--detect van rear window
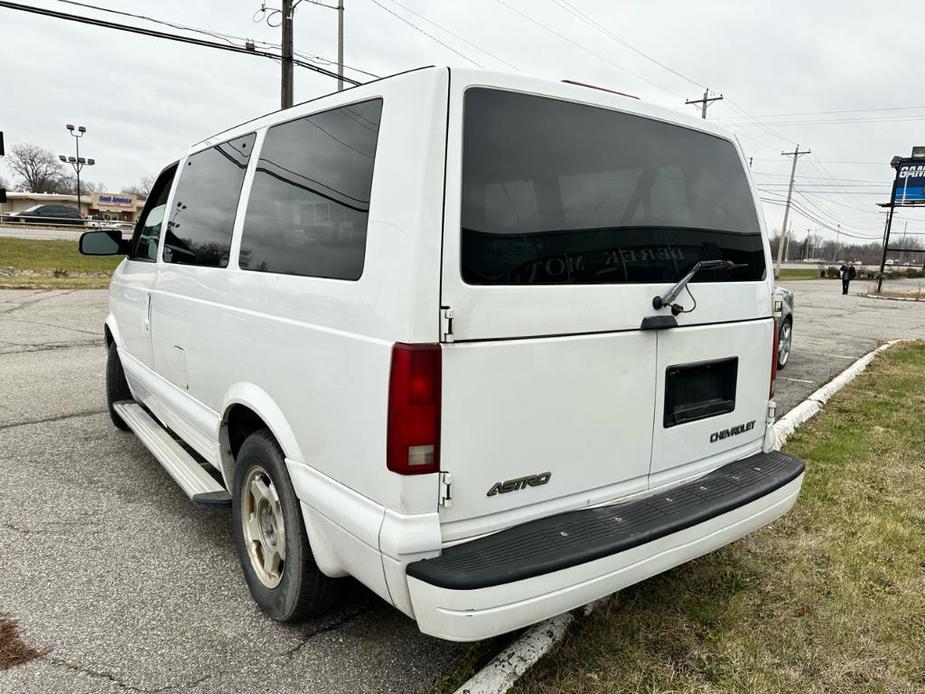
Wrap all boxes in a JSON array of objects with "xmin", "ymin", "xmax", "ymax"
[{"xmin": 461, "ymin": 89, "xmax": 765, "ymax": 285}]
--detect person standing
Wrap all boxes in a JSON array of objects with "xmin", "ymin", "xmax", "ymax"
[{"xmin": 839, "ymin": 262, "xmax": 856, "ymax": 295}]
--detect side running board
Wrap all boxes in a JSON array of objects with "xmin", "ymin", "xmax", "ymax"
[{"xmin": 113, "ymin": 401, "xmax": 231, "ymax": 507}]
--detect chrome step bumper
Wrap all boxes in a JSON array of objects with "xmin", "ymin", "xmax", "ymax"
[{"xmin": 113, "ymin": 401, "xmax": 230, "ymax": 506}]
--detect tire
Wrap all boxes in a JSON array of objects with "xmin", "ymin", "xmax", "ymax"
[
  {"xmin": 777, "ymin": 318, "xmax": 793, "ymax": 370},
  {"xmin": 106, "ymin": 341, "xmax": 133, "ymax": 430},
  {"xmin": 232, "ymin": 429, "xmax": 341, "ymax": 622}
]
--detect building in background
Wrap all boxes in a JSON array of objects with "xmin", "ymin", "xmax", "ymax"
[{"xmin": 0, "ymin": 191, "xmax": 145, "ymax": 222}]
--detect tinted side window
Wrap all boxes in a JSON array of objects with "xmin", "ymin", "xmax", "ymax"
[
  {"xmin": 163, "ymin": 134, "xmax": 255, "ymax": 268},
  {"xmin": 239, "ymin": 99, "xmax": 382, "ymax": 280},
  {"xmin": 130, "ymin": 164, "xmax": 178, "ymax": 262}
]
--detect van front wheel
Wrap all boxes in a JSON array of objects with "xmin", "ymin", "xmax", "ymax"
[
  {"xmin": 106, "ymin": 342, "xmax": 132, "ymax": 430},
  {"xmin": 231, "ymin": 429, "xmax": 340, "ymax": 622}
]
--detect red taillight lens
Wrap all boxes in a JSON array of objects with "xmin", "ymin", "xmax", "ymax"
[
  {"xmin": 387, "ymin": 343, "xmax": 441, "ymax": 475},
  {"xmin": 770, "ymin": 320, "xmax": 779, "ymax": 399}
]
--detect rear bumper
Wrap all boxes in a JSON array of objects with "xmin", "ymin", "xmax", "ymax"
[{"xmin": 407, "ymin": 451, "xmax": 804, "ymax": 641}]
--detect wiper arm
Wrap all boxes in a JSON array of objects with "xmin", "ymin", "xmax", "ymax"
[{"xmin": 652, "ymin": 260, "xmax": 746, "ymax": 311}]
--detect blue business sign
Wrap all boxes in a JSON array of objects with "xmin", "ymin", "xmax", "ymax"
[{"xmin": 895, "ymin": 160, "xmax": 925, "ymax": 204}]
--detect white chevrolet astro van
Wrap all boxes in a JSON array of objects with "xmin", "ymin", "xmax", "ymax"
[{"xmin": 80, "ymin": 67, "xmax": 805, "ymax": 641}]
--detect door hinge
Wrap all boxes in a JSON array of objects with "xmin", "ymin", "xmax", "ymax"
[
  {"xmin": 441, "ymin": 306, "xmax": 455, "ymax": 343},
  {"xmin": 439, "ymin": 471, "xmax": 453, "ymax": 507}
]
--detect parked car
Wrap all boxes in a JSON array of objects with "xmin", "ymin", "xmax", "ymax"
[
  {"xmin": 6, "ymin": 204, "xmax": 83, "ymax": 225},
  {"xmin": 79, "ymin": 67, "xmax": 805, "ymax": 642},
  {"xmin": 102, "ymin": 220, "xmax": 135, "ymax": 237},
  {"xmin": 774, "ymin": 285, "xmax": 794, "ymax": 369}
]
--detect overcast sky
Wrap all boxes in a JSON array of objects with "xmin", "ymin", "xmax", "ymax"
[{"xmin": 1, "ymin": 0, "xmax": 922, "ymax": 247}]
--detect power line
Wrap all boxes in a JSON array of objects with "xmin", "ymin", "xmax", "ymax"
[
  {"xmin": 723, "ymin": 114, "xmax": 925, "ymax": 127},
  {"xmin": 491, "ymin": 0, "xmax": 683, "ymax": 98},
  {"xmin": 368, "ymin": 0, "xmax": 484, "ymax": 67},
  {"xmin": 59, "ymin": 0, "xmax": 376, "ymax": 79},
  {"xmin": 57, "ymin": 0, "xmax": 242, "ymax": 45},
  {"xmin": 727, "ymin": 105, "xmax": 925, "ymax": 119},
  {"xmin": 386, "ymin": 0, "xmax": 518, "ymax": 70},
  {"xmin": 0, "ymin": 0, "xmax": 359, "ymax": 84},
  {"xmin": 547, "ymin": 0, "xmax": 706, "ymax": 89}
]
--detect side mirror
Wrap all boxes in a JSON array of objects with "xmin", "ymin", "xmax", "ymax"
[{"xmin": 79, "ymin": 229, "xmax": 127, "ymax": 256}]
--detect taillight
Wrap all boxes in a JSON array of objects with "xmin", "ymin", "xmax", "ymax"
[
  {"xmin": 770, "ymin": 320, "xmax": 779, "ymax": 399},
  {"xmin": 387, "ymin": 343, "xmax": 441, "ymax": 475}
]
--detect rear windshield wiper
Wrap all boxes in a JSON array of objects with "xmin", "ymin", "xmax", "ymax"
[{"xmin": 652, "ymin": 260, "xmax": 747, "ymax": 312}]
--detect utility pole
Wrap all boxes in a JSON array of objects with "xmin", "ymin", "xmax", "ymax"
[
  {"xmin": 685, "ymin": 88, "xmax": 724, "ymax": 119},
  {"xmin": 832, "ymin": 223, "xmax": 840, "ymax": 262},
  {"xmin": 337, "ymin": 0, "xmax": 344, "ymax": 91},
  {"xmin": 281, "ymin": 0, "xmax": 294, "ymax": 108},
  {"xmin": 774, "ymin": 144, "xmax": 812, "ymax": 278}
]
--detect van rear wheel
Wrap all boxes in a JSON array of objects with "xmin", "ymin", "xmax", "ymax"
[{"xmin": 231, "ymin": 429, "xmax": 340, "ymax": 621}]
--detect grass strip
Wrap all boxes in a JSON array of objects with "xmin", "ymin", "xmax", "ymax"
[
  {"xmin": 506, "ymin": 342, "xmax": 925, "ymax": 693},
  {"xmin": 0, "ymin": 237, "xmax": 119, "ymax": 289}
]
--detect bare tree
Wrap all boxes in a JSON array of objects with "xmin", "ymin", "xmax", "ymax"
[
  {"xmin": 121, "ymin": 176, "xmax": 154, "ymax": 199},
  {"xmin": 55, "ymin": 176, "xmax": 106, "ymax": 196},
  {"xmin": 7, "ymin": 143, "xmax": 64, "ymax": 193}
]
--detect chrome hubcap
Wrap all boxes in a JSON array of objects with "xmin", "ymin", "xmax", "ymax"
[
  {"xmin": 241, "ymin": 466, "xmax": 286, "ymax": 588},
  {"xmin": 779, "ymin": 322, "xmax": 792, "ymax": 365}
]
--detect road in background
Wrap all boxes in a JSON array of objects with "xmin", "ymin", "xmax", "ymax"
[
  {"xmin": 0, "ymin": 225, "xmax": 85, "ymax": 241},
  {"xmin": 774, "ymin": 279, "xmax": 925, "ymax": 413},
  {"xmin": 1, "ymin": 285, "xmax": 923, "ymax": 693}
]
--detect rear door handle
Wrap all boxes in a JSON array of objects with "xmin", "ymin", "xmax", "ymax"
[
  {"xmin": 144, "ymin": 293, "xmax": 152, "ymax": 333},
  {"xmin": 640, "ymin": 315, "xmax": 678, "ymax": 330}
]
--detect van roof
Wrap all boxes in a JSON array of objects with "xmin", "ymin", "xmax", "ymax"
[{"xmin": 189, "ymin": 66, "xmax": 737, "ymax": 156}]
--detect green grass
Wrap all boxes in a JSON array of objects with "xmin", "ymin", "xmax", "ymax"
[
  {"xmin": 498, "ymin": 342, "xmax": 925, "ymax": 694},
  {"xmin": 0, "ymin": 237, "xmax": 119, "ymax": 288},
  {"xmin": 777, "ymin": 268, "xmax": 823, "ymax": 281}
]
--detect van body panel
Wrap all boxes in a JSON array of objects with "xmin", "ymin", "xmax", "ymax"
[
  {"xmin": 146, "ymin": 69, "xmax": 450, "ymax": 514},
  {"xmin": 102, "ymin": 66, "xmax": 802, "ymax": 642},
  {"xmin": 651, "ymin": 319, "xmax": 774, "ymax": 479},
  {"xmin": 438, "ymin": 70, "xmax": 777, "ymax": 533},
  {"xmin": 438, "ymin": 332, "xmax": 657, "ymax": 533}
]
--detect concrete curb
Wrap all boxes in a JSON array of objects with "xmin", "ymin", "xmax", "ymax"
[
  {"xmin": 863, "ymin": 293, "xmax": 924, "ymax": 303},
  {"xmin": 453, "ymin": 601, "xmax": 604, "ymax": 694},
  {"xmin": 774, "ymin": 339, "xmax": 904, "ymax": 448},
  {"xmin": 453, "ymin": 339, "xmax": 905, "ymax": 694}
]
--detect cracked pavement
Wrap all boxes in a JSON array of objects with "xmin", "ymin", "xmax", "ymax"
[
  {"xmin": 2, "ymin": 283, "xmax": 923, "ymax": 694},
  {"xmin": 0, "ymin": 290, "xmax": 461, "ymax": 694}
]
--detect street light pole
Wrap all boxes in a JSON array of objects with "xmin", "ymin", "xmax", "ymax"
[{"xmin": 60, "ymin": 124, "xmax": 94, "ymax": 220}]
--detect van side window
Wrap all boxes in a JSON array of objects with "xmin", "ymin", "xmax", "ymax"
[
  {"xmin": 239, "ymin": 99, "xmax": 383, "ymax": 280},
  {"xmin": 129, "ymin": 163, "xmax": 178, "ymax": 262},
  {"xmin": 163, "ymin": 134, "xmax": 255, "ymax": 268}
]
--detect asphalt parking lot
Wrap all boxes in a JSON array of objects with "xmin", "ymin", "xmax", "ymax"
[
  {"xmin": 0, "ymin": 290, "xmax": 460, "ymax": 694},
  {"xmin": 1, "ymin": 281, "xmax": 924, "ymax": 693}
]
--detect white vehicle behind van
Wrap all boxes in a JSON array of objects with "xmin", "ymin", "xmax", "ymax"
[{"xmin": 80, "ymin": 67, "xmax": 804, "ymax": 641}]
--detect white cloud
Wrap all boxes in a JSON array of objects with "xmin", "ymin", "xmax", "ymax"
[{"xmin": 1, "ymin": 0, "xmax": 919, "ymax": 241}]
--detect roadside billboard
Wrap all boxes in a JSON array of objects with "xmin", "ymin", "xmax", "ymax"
[
  {"xmin": 895, "ymin": 160, "xmax": 925, "ymax": 204},
  {"xmin": 91, "ymin": 192, "xmax": 137, "ymax": 210}
]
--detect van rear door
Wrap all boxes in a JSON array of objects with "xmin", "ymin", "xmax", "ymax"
[{"xmin": 438, "ymin": 78, "xmax": 771, "ymax": 540}]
